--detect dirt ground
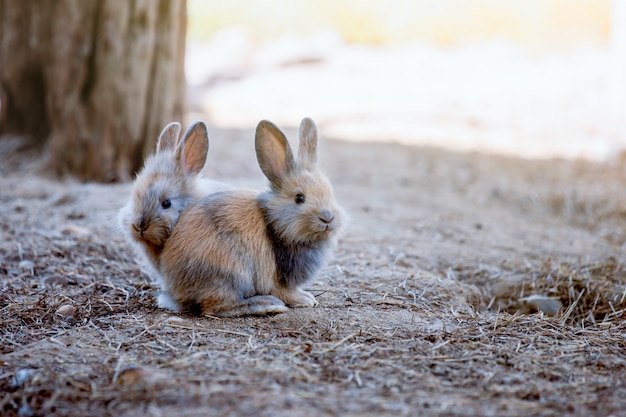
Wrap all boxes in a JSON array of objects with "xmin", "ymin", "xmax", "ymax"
[{"xmin": 2, "ymin": 124, "xmax": 626, "ymax": 417}]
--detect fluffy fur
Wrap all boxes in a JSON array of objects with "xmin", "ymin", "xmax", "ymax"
[
  {"xmin": 118, "ymin": 121, "xmax": 229, "ymax": 309},
  {"xmin": 160, "ymin": 118, "xmax": 344, "ymax": 317}
]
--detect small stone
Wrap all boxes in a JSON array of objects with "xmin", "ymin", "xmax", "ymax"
[
  {"xmin": 60, "ymin": 224, "xmax": 90, "ymax": 239},
  {"xmin": 522, "ymin": 295, "xmax": 563, "ymax": 316},
  {"xmin": 43, "ymin": 274, "xmax": 75, "ymax": 286},
  {"xmin": 116, "ymin": 365, "xmax": 148, "ymax": 386},
  {"xmin": 165, "ymin": 316, "xmax": 186, "ymax": 325},
  {"xmin": 55, "ymin": 304, "xmax": 77, "ymax": 318},
  {"xmin": 19, "ymin": 260, "xmax": 34, "ymax": 273},
  {"xmin": 12, "ymin": 368, "xmax": 36, "ymax": 387}
]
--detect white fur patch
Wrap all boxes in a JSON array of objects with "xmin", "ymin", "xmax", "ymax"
[{"xmin": 156, "ymin": 292, "xmax": 181, "ymax": 312}]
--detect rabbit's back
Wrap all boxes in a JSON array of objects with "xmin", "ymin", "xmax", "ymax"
[{"xmin": 160, "ymin": 189, "xmax": 277, "ymax": 306}]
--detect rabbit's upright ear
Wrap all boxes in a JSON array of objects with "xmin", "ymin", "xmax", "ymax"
[
  {"xmin": 297, "ymin": 117, "xmax": 318, "ymax": 169},
  {"xmin": 177, "ymin": 121, "xmax": 209, "ymax": 176},
  {"xmin": 157, "ymin": 122, "xmax": 182, "ymax": 153},
  {"xmin": 255, "ymin": 120, "xmax": 295, "ymax": 186}
]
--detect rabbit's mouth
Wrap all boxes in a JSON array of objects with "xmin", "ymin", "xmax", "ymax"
[
  {"xmin": 311, "ymin": 208, "xmax": 338, "ymax": 234},
  {"xmin": 312, "ymin": 220, "xmax": 336, "ymax": 235}
]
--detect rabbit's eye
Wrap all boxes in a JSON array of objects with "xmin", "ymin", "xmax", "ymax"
[
  {"xmin": 161, "ymin": 199, "xmax": 172, "ymax": 209},
  {"xmin": 295, "ymin": 194, "xmax": 305, "ymax": 204}
]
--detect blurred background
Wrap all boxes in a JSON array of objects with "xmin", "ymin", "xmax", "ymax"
[{"xmin": 186, "ymin": 0, "xmax": 625, "ymax": 161}]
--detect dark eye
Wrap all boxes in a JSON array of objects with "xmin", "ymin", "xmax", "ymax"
[
  {"xmin": 161, "ymin": 199, "xmax": 172, "ymax": 209},
  {"xmin": 295, "ymin": 194, "xmax": 305, "ymax": 204}
]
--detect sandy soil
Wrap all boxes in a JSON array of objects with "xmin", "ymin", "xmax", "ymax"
[{"xmin": 2, "ymin": 121, "xmax": 626, "ymax": 416}]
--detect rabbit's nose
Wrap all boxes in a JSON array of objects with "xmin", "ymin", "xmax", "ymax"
[
  {"xmin": 318, "ymin": 209, "xmax": 334, "ymax": 224},
  {"xmin": 134, "ymin": 219, "xmax": 149, "ymax": 232}
]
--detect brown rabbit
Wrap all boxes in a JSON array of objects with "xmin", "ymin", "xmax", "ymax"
[
  {"xmin": 118, "ymin": 121, "xmax": 229, "ymax": 309},
  {"xmin": 160, "ymin": 117, "xmax": 344, "ymax": 317}
]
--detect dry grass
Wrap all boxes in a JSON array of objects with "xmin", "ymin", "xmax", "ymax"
[
  {"xmin": 3, "ymin": 256, "xmax": 626, "ymax": 417},
  {"xmin": 2, "ymin": 132, "xmax": 626, "ymax": 416},
  {"xmin": 528, "ymin": 262, "xmax": 622, "ymax": 325},
  {"xmin": 458, "ymin": 258, "xmax": 626, "ymax": 327}
]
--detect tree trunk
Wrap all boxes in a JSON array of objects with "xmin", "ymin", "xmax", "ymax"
[{"xmin": 0, "ymin": 0, "xmax": 186, "ymax": 182}]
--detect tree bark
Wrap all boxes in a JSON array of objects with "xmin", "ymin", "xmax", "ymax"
[{"xmin": 0, "ymin": 0, "xmax": 186, "ymax": 182}]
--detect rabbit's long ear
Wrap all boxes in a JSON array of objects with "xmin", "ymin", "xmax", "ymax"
[
  {"xmin": 157, "ymin": 122, "xmax": 182, "ymax": 153},
  {"xmin": 298, "ymin": 117, "xmax": 318, "ymax": 169},
  {"xmin": 255, "ymin": 120, "xmax": 295, "ymax": 186},
  {"xmin": 177, "ymin": 121, "xmax": 208, "ymax": 176}
]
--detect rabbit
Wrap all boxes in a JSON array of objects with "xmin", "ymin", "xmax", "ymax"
[
  {"xmin": 118, "ymin": 121, "xmax": 230, "ymax": 310},
  {"xmin": 159, "ymin": 117, "xmax": 345, "ymax": 317}
]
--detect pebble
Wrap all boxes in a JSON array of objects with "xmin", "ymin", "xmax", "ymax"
[
  {"xmin": 18, "ymin": 260, "xmax": 34, "ymax": 274},
  {"xmin": 116, "ymin": 365, "xmax": 149, "ymax": 386},
  {"xmin": 522, "ymin": 295, "xmax": 563, "ymax": 316},
  {"xmin": 55, "ymin": 304, "xmax": 77, "ymax": 318},
  {"xmin": 43, "ymin": 274, "xmax": 73, "ymax": 286},
  {"xmin": 11, "ymin": 368, "xmax": 36, "ymax": 387},
  {"xmin": 60, "ymin": 224, "xmax": 91, "ymax": 239}
]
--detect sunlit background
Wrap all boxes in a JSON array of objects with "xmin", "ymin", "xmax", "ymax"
[{"xmin": 186, "ymin": 0, "xmax": 626, "ymax": 160}]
